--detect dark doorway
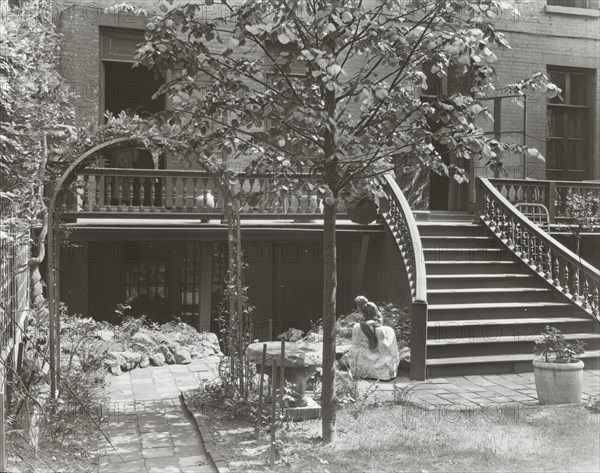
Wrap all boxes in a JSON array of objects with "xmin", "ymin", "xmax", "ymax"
[{"xmin": 278, "ymin": 242, "xmax": 324, "ymax": 334}]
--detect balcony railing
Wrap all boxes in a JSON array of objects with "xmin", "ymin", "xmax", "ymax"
[
  {"xmin": 488, "ymin": 178, "xmax": 600, "ymax": 225},
  {"xmin": 60, "ymin": 168, "xmax": 348, "ymax": 218}
]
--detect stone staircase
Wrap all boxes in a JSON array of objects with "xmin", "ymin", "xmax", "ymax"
[{"xmin": 419, "ymin": 212, "xmax": 600, "ymax": 377}]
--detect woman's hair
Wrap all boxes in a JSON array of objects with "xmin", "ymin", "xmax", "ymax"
[{"xmin": 355, "ymin": 295, "xmax": 368, "ymax": 306}]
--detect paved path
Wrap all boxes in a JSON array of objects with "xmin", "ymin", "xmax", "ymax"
[
  {"xmin": 363, "ymin": 369, "xmax": 600, "ymax": 409},
  {"xmin": 97, "ymin": 357, "xmax": 220, "ymax": 473}
]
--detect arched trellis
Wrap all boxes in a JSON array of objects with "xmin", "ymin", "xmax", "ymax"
[{"xmin": 46, "ymin": 136, "xmax": 230, "ymax": 398}]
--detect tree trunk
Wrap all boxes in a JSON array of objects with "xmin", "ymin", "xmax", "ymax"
[{"xmin": 321, "ymin": 197, "xmax": 337, "ymax": 444}]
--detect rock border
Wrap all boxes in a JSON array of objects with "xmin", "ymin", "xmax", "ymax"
[{"xmin": 180, "ymin": 391, "xmax": 231, "ymax": 473}]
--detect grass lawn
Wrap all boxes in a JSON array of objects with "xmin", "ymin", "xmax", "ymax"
[{"xmin": 205, "ymin": 403, "xmax": 600, "ymax": 472}]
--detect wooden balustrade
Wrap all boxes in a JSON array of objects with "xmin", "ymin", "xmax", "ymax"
[
  {"xmin": 379, "ymin": 173, "xmax": 428, "ymax": 380},
  {"xmin": 61, "ymin": 168, "xmax": 348, "ymax": 216},
  {"xmin": 478, "ymin": 178, "xmax": 600, "ymax": 320},
  {"xmin": 489, "ymin": 178, "xmax": 600, "ymax": 225}
]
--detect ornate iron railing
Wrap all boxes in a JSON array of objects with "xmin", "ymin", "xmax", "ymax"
[
  {"xmin": 380, "ymin": 173, "xmax": 427, "ymax": 380},
  {"xmin": 489, "ymin": 178, "xmax": 600, "ymax": 225},
  {"xmin": 60, "ymin": 168, "xmax": 348, "ymax": 217},
  {"xmin": 478, "ymin": 178, "xmax": 600, "ymax": 321}
]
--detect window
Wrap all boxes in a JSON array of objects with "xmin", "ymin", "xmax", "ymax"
[
  {"xmin": 181, "ymin": 243, "xmax": 202, "ymax": 320},
  {"xmin": 124, "ymin": 260, "xmax": 170, "ymax": 319},
  {"xmin": 547, "ymin": 0, "xmax": 599, "ymax": 9},
  {"xmin": 547, "ymin": 67, "xmax": 594, "ymax": 180},
  {"xmin": 421, "ymin": 61, "xmax": 474, "ymax": 98},
  {"xmin": 101, "ymin": 29, "xmax": 165, "ymax": 122}
]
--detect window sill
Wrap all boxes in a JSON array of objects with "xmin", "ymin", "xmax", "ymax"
[{"xmin": 545, "ymin": 5, "xmax": 600, "ymax": 17}]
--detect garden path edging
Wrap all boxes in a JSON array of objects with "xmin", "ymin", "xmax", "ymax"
[{"xmin": 180, "ymin": 391, "xmax": 231, "ymax": 473}]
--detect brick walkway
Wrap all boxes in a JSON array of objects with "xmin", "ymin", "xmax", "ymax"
[
  {"xmin": 97, "ymin": 357, "xmax": 220, "ymax": 473},
  {"xmin": 362, "ymin": 369, "xmax": 600, "ymax": 409}
]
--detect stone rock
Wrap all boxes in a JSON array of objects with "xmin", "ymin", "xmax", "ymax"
[
  {"xmin": 199, "ymin": 332, "xmax": 220, "ymax": 350},
  {"xmin": 278, "ymin": 328, "xmax": 305, "ymax": 342},
  {"xmin": 158, "ymin": 345, "xmax": 176, "ymax": 364},
  {"xmin": 185, "ymin": 344, "xmax": 216, "ymax": 359},
  {"xmin": 149, "ymin": 353, "xmax": 165, "ymax": 366},
  {"xmin": 132, "ymin": 332, "xmax": 158, "ymax": 347},
  {"xmin": 336, "ymin": 344, "xmax": 352, "ymax": 360},
  {"xmin": 175, "ymin": 349, "xmax": 192, "ymax": 364},
  {"xmin": 97, "ymin": 329, "xmax": 115, "ymax": 343},
  {"xmin": 342, "ymin": 324, "xmax": 399, "ymax": 381},
  {"xmin": 246, "ymin": 341, "xmax": 322, "ymax": 368},
  {"xmin": 105, "ymin": 358, "xmax": 122, "ymax": 375},
  {"xmin": 108, "ymin": 351, "xmax": 142, "ymax": 371},
  {"xmin": 139, "ymin": 355, "xmax": 150, "ymax": 368},
  {"xmin": 399, "ymin": 347, "xmax": 411, "ymax": 370},
  {"xmin": 304, "ymin": 330, "xmax": 322, "ymax": 343}
]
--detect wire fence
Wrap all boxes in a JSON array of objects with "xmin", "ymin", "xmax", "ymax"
[{"xmin": 0, "ymin": 218, "xmax": 30, "ymax": 368}]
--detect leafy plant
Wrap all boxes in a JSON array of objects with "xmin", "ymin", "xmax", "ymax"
[
  {"xmin": 564, "ymin": 192, "xmax": 600, "ymax": 256},
  {"xmin": 584, "ymin": 395, "xmax": 600, "ymax": 414},
  {"xmin": 534, "ymin": 326, "xmax": 585, "ymax": 363}
]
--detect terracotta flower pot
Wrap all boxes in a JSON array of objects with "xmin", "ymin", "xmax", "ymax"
[{"xmin": 533, "ymin": 358, "xmax": 584, "ymax": 405}]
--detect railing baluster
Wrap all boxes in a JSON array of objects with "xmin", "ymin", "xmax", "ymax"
[
  {"xmin": 160, "ymin": 179, "xmax": 166, "ymax": 212},
  {"xmin": 582, "ymin": 274, "xmax": 590, "ymax": 310},
  {"xmin": 172, "ymin": 177, "xmax": 178, "ymax": 211},
  {"xmin": 562, "ymin": 263, "xmax": 570, "ymax": 296},
  {"xmin": 552, "ymin": 250, "xmax": 560, "ymax": 287},
  {"xmin": 116, "ymin": 178, "xmax": 123, "ymax": 209},
  {"xmin": 83, "ymin": 174, "xmax": 90, "ymax": 211},
  {"xmin": 192, "ymin": 177, "xmax": 199, "ymax": 211},
  {"xmin": 106, "ymin": 177, "xmax": 112, "ymax": 211},
  {"xmin": 94, "ymin": 175, "xmax": 101, "ymax": 211},
  {"xmin": 139, "ymin": 177, "xmax": 146, "ymax": 211},
  {"xmin": 182, "ymin": 177, "xmax": 189, "ymax": 211},
  {"xmin": 127, "ymin": 178, "xmax": 134, "ymax": 212},
  {"xmin": 572, "ymin": 264, "xmax": 580, "ymax": 302}
]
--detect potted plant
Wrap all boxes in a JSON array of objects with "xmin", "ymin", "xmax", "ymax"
[{"xmin": 533, "ymin": 326, "xmax": 586, "ymax": 405}]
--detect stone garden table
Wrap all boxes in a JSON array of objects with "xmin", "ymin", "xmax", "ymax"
[{"xmin": 246, "ymin": 341, "xmax": 322, "ymax": 407}]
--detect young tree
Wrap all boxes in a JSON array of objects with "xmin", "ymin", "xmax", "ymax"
[{"xmin": 134, "ymin": 0, "xmax": 555, "ymax": 442}]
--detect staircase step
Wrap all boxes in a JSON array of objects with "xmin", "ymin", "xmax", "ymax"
[
  {"xmin": 421, "ymin": 235, "xmax": 494, "ymax": 248},
  {"xmin": 417, "ymin": 222, "xmax": 485, "ymax": 237},
  {"xmin": 427, "ymin": 273, "xmax": 537, "ymax": 289},
  {"xmin": 428, "ymin": 332, "xmax": 600, "ymax": 346},
  {"xmin": 428, "ymin": 302, "xmax": 574, "ymax": 320},
  {"xmin": 423, "ymin": 247, "xmax": 510, "ymax": 263},
  {"xmin": 426, "ymin": 316, "xmax": 595, "ymax": 339},
  {"xmin": 426, "ymin": 261, "xmax": 519, "ymax": 275},
  {"xmin": 427, "ymin": 287, "xmax": 555, "ymax": 304},
  {"xmin": 427, "ymin": 332, "xmax": 600, "ymax": 358},
  {"xmin": 426, "ymin": 350, "xmax": 600, "ymax": 367}
]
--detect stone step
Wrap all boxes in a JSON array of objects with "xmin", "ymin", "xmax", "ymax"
[
  {"xmin": 417, "ymin": 222, "xmax": 486, "ymax": 237},
  {"xmin": 427, "ymin": 333, "xmax": 600, "ymax": 358},
  {"xmin": 426, "ymin": 261, "xmax": 520, "ymax": 275},
  {"xmin": 427, "ymin": 350, "xmax": 600, "ymax": 377},
  {"xmin": 427, "ymin": 273, "xmax": 538, "ymax": 289},
  {"xmin": 427, "ymin": 287, "xmax": 557, "ymax": 304},
  {"xmin": 423, "ymin": 247, "xmax": 510, "ymax": 263},
  {"xmin": 428, "ymin": 301, "xmax": 575, "ymax": 321},
  {"xmin": 426, "ymin": 316, "xmax": 595, "ymax": 340}
]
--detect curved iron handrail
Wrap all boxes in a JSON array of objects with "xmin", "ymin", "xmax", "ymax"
[
  {"xmin": 380, "ymin": 172, "xmax": 428, "ymax": 380},
  {"xmin": 478, "ymin": 177, "xmax": 600, "ymax": 320}
]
